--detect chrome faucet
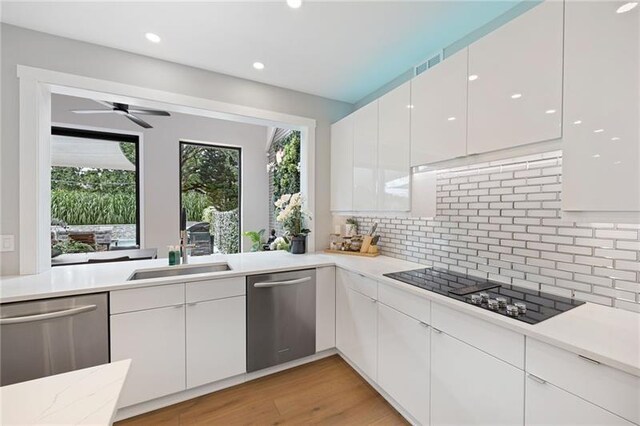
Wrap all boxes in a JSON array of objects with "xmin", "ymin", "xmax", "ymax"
[{"xmin": 180, "ymin": 230, "xmax": 195, "ymax": 264}]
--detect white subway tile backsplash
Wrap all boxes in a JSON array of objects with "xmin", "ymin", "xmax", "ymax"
[
  {"xmin": 353, "ymin": 152, "xmax": 640, "ymax": 312},
  {"xmin": 595, "ymin": 229, "xmax": 638, "ymax": 240}
]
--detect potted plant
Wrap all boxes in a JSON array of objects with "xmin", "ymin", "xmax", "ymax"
[
  {"xmin": 275, "ymin": 193, "xmax": 311, "ymax": 254},
  {"xmin": 345, "ymin": 218, "xmax": 358, "ymax": 237},
  {"xmin": 243, "ymin": 229, "xmax": 265, "ymax": 252}
]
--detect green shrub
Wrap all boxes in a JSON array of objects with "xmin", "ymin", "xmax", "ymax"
[
  {"xmin": 182, "ymin": 191, "xmax": 209, "ymax": 222},
  {"xmin": 204, "ymin": 207, "xmax": 239, "ymax": 254},
  {"xmin": 51, "ymin": 190, "xmax": 136, "ymax": 225}
]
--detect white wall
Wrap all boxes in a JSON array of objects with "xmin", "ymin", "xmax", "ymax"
[
  {"xmin": 51, "ymin": 94, "xmax": 269, "ymax": 257},
  {"xmin": 0, "ymin": 23, "xmax": 353, "ymax": 275}
]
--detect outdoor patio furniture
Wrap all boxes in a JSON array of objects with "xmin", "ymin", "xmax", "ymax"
[
  {"xmin": 94, "ymin": 230, "xmax": 113, "ymax": 250},
  {"xmin": 190, "ymin": 231, "xmax": 213, "ymax": 256},
  {"xmin": 68, "ymin": 231, "xmax": 96, "ymax": 248}
]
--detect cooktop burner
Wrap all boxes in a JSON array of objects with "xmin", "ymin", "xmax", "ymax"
[{"xmin": 383, "ymin": 267, "xmax": 584, "ymax": 324}]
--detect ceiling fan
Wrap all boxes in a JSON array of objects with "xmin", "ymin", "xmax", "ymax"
[{"xmin": 71, "ymin": 100, "xmax": 170, "ymax": 129}]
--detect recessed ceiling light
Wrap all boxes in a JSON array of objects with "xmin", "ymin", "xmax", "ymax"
[
  {"xmin": 614, "ymin": 161, "xmax": 622, "ymax": 165},
  {"xmin": 287, "ymin": 0, "xmax": 302, "ymax": 8},
  {"xmin": 253, "ymin": 62, "xmax": 265, "ymax": 70},
  {"xmin": 407, "ymin": 104, "xmax": 414, "ymax": 109},
  {"xmin": 511, "ymin": 93, "xmax": 522, "ymax": 99},
  {"xmin": 545, "ymin": 109, "xmax": 556, "ymax": 114},
  {"xmin": 145, "ymin": 32, "xmax": 161, "ymax": 43},
  {"xmin": 616, "ymin": 2, "xmax": 638, "ymax": 14},
  {"xmin": 611, "ymin": 137, "xmax": 621, "ymax": 141},
  {"xmin": 468, "ymin": 75, "xmax": 478, "ymax": 81},
  {"xmin": 447, "ymin": 116, "xmax": 456, "ymax": 121},
  {"xmin": 573, "ymin": 120, "xmax": 582, "ymax": 125},
  {"xmin": 594, "ymin": 128, "xmax": 604, "ymax": 133},
  {"xmin": 592, "ymin": 154, "xmax": 601, "ymax": 158}
]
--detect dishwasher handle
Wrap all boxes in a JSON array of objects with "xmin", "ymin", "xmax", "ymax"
[
  {"xmin": 254, "ymin": 276, "xmax": 312, "ymax": 288},
  {"xmin": 0, "ymin": 304, "xmax": 97, "ymax": 325}
]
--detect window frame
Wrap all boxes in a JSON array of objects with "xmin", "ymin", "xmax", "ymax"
[
  {"xmin": 178, "ymin": 140, "xmax": 242, "ymax": 254},
  {"xmin": 51, "ymin": 126, "xmax": 141, "ymax": 247}
]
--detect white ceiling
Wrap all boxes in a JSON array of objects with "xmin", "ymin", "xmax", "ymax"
[{"xmin": 1, "ymin": 1, "xmax": 520, "ymax": 103}]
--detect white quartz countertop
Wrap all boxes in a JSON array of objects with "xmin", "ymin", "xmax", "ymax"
[
  {"xmin": 1, "ymin": 251, "xmax": 639, "ymax": 377},
  {"xmin": 0, "ymin": 360, "xmax": 130, "ymax": 425}
]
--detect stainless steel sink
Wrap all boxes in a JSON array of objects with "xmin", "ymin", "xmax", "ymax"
[{"xmin": 127, "ymin": 263, "xmax": 231, "ymax": 281}]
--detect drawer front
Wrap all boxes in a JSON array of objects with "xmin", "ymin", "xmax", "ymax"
[
  {"xmin": 110, "ymin": 283, "xmax": 184, "ymax": 314},
  {"xmin": 378, "ymin": 282, "xmax": 430, "ymax": 324},
  {"xmin": 432, "ymin": 303, "xmax": 524, "ymax": 368},
  {"xmin": 337, "ymin": 268, "xmax": 377, "ymax": 300},
  {"xmin": 527, "ymin": 338, "xmax": 640, "ymax": 425},
  {"xmin": 186, "ymin": 277, "xmax": 245, "ymax": 303}
]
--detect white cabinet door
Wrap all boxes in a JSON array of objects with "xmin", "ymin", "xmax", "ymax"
[
  {"xmin": 431, "ymin": 329, "xmax": 524, "ymax": 426},
  {"xmin": 186, "ymin": 296, "xmax": 246, "ymax": 389},
  {"xmin": 111, "ymin": 305, "xmax": 186, "ymax": 407},
  {"xmin": 316, "ymin": 266, "xmax": 336, "ymax": 352},
  {"xmin": 378, "ymin": 82, "xmax": 410, "ymax": 211},
  {"xmin": 352, "ymin": 101, "xmax": 379, "ymax": 211},
  {"xmin": 562, "ymin": 1, "xmax": 640, "ymax": 214},
  {"xmin": 377, "ymin": 303, "xmax": 429, "ymax": 425},
  {"xmin": 411, "ymin": 48, "xmax": 468, "ymax": 166},
  {"xmin": 467, "ymin": 1, "xmax": 563, "ymax": 154},
  {"xmin": 330, "ymin": 115, "xmax": 354, "ymax": 211},
  {"xmin": 525, "ymin": 374, "xmax": 634, "ymax": 426},
  {"xmin": 336, "ymin": 279, "xmax": 378, "ymax": 380}
]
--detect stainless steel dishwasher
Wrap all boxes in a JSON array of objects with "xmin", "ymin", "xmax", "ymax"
[
  {"xmin": 0, "ymin": 293, "xmax": 109, "ymax": 386},
  {"xmin": 246, "ymin": 269, "xmax": 316, "ymax": 372}
]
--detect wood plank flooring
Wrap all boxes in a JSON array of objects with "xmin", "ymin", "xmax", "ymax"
[{"xmin": 116, "ymin": 355, "xmax": 408, "ymax": 425}]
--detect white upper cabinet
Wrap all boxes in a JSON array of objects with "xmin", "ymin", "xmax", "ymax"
[
  {"xmin": 352, "ymin": 101, "xmax": 379, "ymax": 211},
  {"xmin": 467, "ymin": 1, "xmax": 563, "ymax": 154},
  {"xmin": 411, "ymin": 48, "xmax": 468, "ymax": 166},
  {"xmin": 378, "ymin": 81, "xmax": 411, "ymax": 211},
  {"xmin": 330, "ymin": 115, "xmax": 354, "ymax": 211},
  {"xmin": 562, "ymin": 1, "xmax": 640, "ymax": 214}
]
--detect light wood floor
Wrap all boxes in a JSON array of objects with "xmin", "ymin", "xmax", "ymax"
[{"xmin": 116, "ymin": 355, "xmax": 408, "ymax": 425}]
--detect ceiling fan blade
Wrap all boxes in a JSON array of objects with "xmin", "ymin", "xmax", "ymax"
[
  {"xmin": 127, "ymin": 108, "xmax": 171, "ymax": 116},
  {"xmin": 70, "ymin": 109, "xmax": 117, "ymax": 114},
  {"xmin": 93, "ymin": 100, "xmax": 115, "ymax": 109},
  {"xmin": 125, "ymin": 113, "xmax": 153, "ymax": 129}
]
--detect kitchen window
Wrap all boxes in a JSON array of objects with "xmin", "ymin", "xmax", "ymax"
[
  {"xmin": 50, "ymin": 127, "xmax": 141, "ymax": 262},
  {"xmin": 179, "ymin": 141, "xmax": 241, "ymax": 255}
]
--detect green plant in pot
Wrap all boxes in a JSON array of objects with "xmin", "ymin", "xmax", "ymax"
[
  {"xmin": 345, "ymin": 217, "xmax": 358, "ymax": 237},
  {"xmin": 243, "ymin": 229, "xmax": 265, "ymax": 252},
  {"xmin": 275, "ymin": 193, "xmax": 311, "ymax": 254}
]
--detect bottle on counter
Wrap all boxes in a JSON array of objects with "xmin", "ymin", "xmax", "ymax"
[{"xmin": 168, "ymin": 245, "xmax": 181, "ymax": 266}]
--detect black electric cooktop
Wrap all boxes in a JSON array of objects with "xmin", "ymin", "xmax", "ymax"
[{"xmin": 383, "ymin": 267, "xmax": 584, "ymax": 324}]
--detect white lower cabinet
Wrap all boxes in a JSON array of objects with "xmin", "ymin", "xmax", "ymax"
[
  {"xmin": 431, "ymin": 329, "xmax": 524, "ymax": 426},
  {"xmin": 111, "ymin": 305, "xmax": 186, "ymax": 407},
  {"xmin": 336, "ymin": 278, "xmax": 378, "ymax": 380},
  {"xmin": 377, "ymin": 303, "xmax": 430, "ymax": 425},
  {"xmin": 525, "ymin": 374, "xmax": 633, "ymax": 426},
  {"xmin": 186, "ymin": 296, "xmax": 246, "ymax": 389}
]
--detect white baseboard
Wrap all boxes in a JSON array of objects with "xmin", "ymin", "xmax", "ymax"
[{"xmin": 114, "ymin": 349, "xmax": 337, "ymax": 422}]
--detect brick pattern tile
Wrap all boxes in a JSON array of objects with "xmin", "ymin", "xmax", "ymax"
[{"xmin": 354, "ymin": 151, "xmax": 640, "ymax": 312}]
